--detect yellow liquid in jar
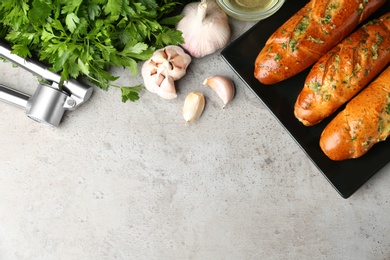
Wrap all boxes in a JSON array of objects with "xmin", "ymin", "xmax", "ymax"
[{"xmin": 229, "ymin": 0, "xmax": 276, "ymax": 12}]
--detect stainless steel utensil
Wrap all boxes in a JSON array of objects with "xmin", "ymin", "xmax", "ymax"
[{"xmin": 0, "ymin": 42, "xmax": 93, "ymax": 126}]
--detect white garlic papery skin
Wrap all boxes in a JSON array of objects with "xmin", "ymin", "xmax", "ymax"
[
  {"xmin": 176, "ymin": 0, "xmax": 231, "ymax": 58},
  {"xmin": 183, "ymin": 91, "xmax": 205, "ymax": 124},
  {"xmin": 203, "ymin": 75, "xmax": 235, "ymax": 108},
  {"xmin": 142, "ymin": 45, "xmax": 192, "ymax": 99}
]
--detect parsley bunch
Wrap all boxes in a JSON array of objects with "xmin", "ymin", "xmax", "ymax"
[{"xmin": 0, "ymin": 0, "xmax": 190, "ymax": 102}]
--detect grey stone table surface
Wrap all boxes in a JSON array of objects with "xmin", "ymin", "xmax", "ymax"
[{"xmin": 0, "ymin": 17, "xmax": 390, "ymax": 260}]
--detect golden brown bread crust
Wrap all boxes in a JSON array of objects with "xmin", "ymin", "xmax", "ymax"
[
  {"xmin": 319, "ymin": 66, "xmax": 390, "ymax": 161},
  {"xmin": 254, "ymin": 0, "xmax": 386, "ymax": 85},
  {"xmin": 294, "ymin": 13, "xmax": 390, "ymax": 126}
]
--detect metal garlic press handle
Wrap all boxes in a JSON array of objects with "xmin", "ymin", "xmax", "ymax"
[
  {"xmin": 0, "ymin": 42, "xmax": 93, "ymax": 109},
  {"xmin": 0, "ymin": 84, "xmax": 29, "ymax": 108}
]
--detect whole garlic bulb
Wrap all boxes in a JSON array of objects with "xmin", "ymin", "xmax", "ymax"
[
  {"xmin": 141, "ymin": 45, "xmax": 192, "ymax": 99},
  {"xmin": 176, "ymin": 0, "xmax": 231, "ymax": 58}
]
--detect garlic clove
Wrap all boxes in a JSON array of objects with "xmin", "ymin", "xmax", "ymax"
[
  {"xmin": 158, "ymin": 76, "xmax": 177, "ymax": 99},
  {"xmin": 203, "ymin": 75, "xmax": 235, "ymax": 108},
  {"xmin": 141, "ymin": 60, "xmax": 162, "ymax": 93},
  {"xmin": 183, "ymin": 91, "xmax": 205, "ymax": 124},
  {"xmin": 163, "ymin": 46, "xmax": 192, "ymax": 80}
]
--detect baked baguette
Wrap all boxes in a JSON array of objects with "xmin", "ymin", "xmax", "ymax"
[
  {"xmin": 319, "ymin": 66, "xmax": 390, "ymax": 161},
  {"xmin": 294, "ymin": 13, "xmax": 390, "ymax": 126},
  {"xmin": 254, "ymin": 0, "xmax": 386, "ymax": 85}
]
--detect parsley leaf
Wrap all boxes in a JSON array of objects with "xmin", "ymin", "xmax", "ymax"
[
  {"xmin": 121, "ymin": 85, "xmax": 144, "ymax": 103},
  {"xmin": 104, "ymin": 0, "xmax": 122, "ymax": 18},
  {"xmin": 65, "ymin": 13, "xmax": 80, "ymax": 33},
  {"xmin": 28, "ymin": 0, "xmax": 51, "ymax": 25}
]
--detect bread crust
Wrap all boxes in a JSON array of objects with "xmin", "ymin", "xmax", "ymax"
[
  {"xmin": 254, "ymin": 0, "xmax": 386, "ymax": 85},
  {"xmin": 319, "ymin": 66, "xmax": 390, "ymax": 161},
  {"xmin": 294, "ymin": 13, "xmax": 390, "ymax": 126}
]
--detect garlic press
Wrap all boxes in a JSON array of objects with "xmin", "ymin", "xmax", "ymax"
[{"xmin": 0, "ymin": 42, "xmax": 93, "ymax": 126}]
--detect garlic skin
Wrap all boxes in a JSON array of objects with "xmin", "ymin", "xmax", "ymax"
[
  {"xmin": 176, "ymin": 0, "xmax": 231, "ymax": 58},
  {"xmin": 183, "ymin": 91, "xmax": 205, "ymax": 124},
  {"xmin": 142, "ymin": 45, "xmax": 192, "ymax": 99},
  {"xmin": 203, "ymin": 75, "xmax": 235, "ymax": 107}
]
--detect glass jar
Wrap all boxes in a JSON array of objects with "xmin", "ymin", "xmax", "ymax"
[{"xmin": 216, "ymin": 0, "xmax": 285, "ymax": 22}]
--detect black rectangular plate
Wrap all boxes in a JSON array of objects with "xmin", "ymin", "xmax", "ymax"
[{"xmin": 221, "ymin": 0, "xmax": 390, "ymax": 198}]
